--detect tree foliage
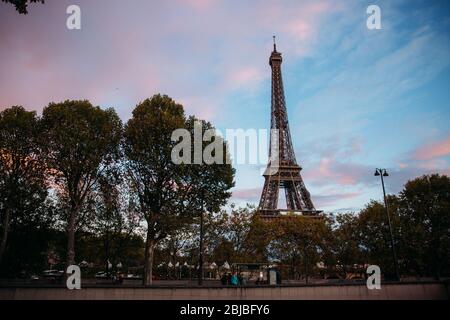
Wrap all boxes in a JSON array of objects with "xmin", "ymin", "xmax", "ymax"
[
  {"xmin": 124, "ymin": 94, "xmax": 234, "ymax": 285},
  {"xmin": 398, "ymin": 174, "xmax": 450, "ymax": 278},
  {"xmin": 1, "ymin": 0, "xmax": 44, "ymax": 14},
  {"xmin": 0, "ymin": 100, "xmax": 449, "ymax": 283},
  {"xmin": 40, "ymin": 100, "xmax": 122, "ymax": 267},
  {"xmin": 0, "ymin": 106, "xmax": 47, "ymax": 267}
]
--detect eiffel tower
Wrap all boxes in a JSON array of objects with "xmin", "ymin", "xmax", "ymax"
[{"xmin": 258, "ymin": 37, "xmax": 321, "ymax": 218}]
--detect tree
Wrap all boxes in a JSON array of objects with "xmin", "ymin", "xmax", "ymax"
[
  {"xmin": 181, "ymin": 116, "xmax": 235, "ymax": 213},
  {"xmin": 124, "ymin": 94, "xmax": 234, "ymax": 285},
  {"xmin": 124, "ymin": 95, "xmax": 186, "ymax": 285},
  {"xmin": 0, "ymin": 106, "xmax": 47, "ymax": 266},
  {"xmin": 326, "ymin": 213, "xmax": 363, "ymax": 278},
  {"xmin": 268, "ymin": 217, "xmax": 327, "ymax": 282},
  {"xmin": 1, "ymin": 0, "xmax": 44, "ymax": 14},
  {"xmin": 398, "ymin": 174, "xmax": 450, "ymax": 278},
  {"xmin": 242, "ymin": 216, "xmax": 273, "ymax": 262},
  {"xmin": 357, "ymin": 196, "xmax": 401, "ymax": 278},
  {"xmin": 0, "ymin": 198, "xmax": 58, "ymax": 277},
  {"xmin": 39, "ymin": 100, "xmax": 122, "ymax": 267},
  {"xmin": 205, "ymin": 205, "xmax": 254, "ymax": 264},
  {"xmin": 222, "ymin": 205, "xmax": 253, "ymax": 262},
  {"xmin": 88, "ymin": 172, "xmax": 142, "ymax": 273}
]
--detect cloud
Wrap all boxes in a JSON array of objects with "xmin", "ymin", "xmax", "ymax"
[
  {"xmin": 232, "ymin": 187, "xmax": 261, "ymax": 202},
  {"xmin": 313, "ymin": 192, "xmax": 361, "ymax": 208},
  {"xmin": 413, "ymin": 135, "xmax": 450, "ymax": 161},
  {"xmin": 0, "ymin": 0, "xmax": 335, "ymax": 120},
  {"xmin": 303, "ymin": 157, "xmax": 370, "ymax": 187},
  {"xmin": 2, "ymin": 0, "xmax": 449, "ymax": 214},
  {"xmin": 182, "ymin": 0, "xmax": 214, "ymax": 11},
  {"xmin": 223, "ymin": 66, "xmax": 266, "ymax": 92},
  {"xmin": 299, "ymin": 131, "xmax": 450, "ymax": 207}
]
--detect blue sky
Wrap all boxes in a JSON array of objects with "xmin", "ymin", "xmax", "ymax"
[{"xmin": 0, "ymin": 0, "xmax": 449, "ymax": 212}]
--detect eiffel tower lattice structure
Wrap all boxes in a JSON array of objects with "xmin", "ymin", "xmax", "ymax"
[{"xmin": 258, "ymin": 38, "xmax": 322, "ymax": 218}]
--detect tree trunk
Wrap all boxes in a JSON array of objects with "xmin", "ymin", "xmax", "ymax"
[
  {"xmin": 104, "ymin": 231, "xmax": 110, "ymax": 273},
  {"xmin": 143, "ymin": 233, "xmax": 155, "ymax": 286},
  {"xmin": 66, "ymin": 210, "xmax": 77, "ymax": 267},
  {"xmin": 0, "ymin": 208, "xmax": 11, "ymax": 266},
  {"xmin": 304, "ymin": 250, "xmax": 309, "ymax": 284}
]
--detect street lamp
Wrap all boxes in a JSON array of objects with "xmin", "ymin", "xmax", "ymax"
[
  {"xmin": 374, "ymin": 168, "xmax": 400, "ymax": 281},
  {"xmin": 198, "ymin": 188, "xmax": 205, "ymax": 286}
]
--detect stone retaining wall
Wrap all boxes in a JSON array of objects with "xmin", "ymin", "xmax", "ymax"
[{"xmin": 0, "ymin": 282, "xmax": 448, "ymax": 300}]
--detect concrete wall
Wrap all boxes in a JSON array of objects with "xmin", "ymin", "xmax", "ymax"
[{"xmin": 0, "ymin": 282, "xmax": 448, "ymax": 300}]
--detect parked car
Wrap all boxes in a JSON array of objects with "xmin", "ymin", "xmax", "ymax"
[
  {"xmin": 42, "ymin": 270, "xmax": 64, "ymax": 281},
  {"xmin": 95, "ymin": 271, "xmax": 110, "ymax": 279}
]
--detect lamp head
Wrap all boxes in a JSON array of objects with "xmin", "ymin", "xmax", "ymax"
[{"xmin": 374, "ymin": 169, "xmax": 380, "ymax": 176}]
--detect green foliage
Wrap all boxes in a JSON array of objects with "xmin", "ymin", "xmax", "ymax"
[
  {"xmin": 398, "ymin": 174, "xmax": 450, "ymax": 278},
  {"xmin": 81, "ymin": 171, "xmax": 143, "ymax": 271},
  {"xmin": 356, "ymin": 196, "xmax": 401, "ymax": 277},
  {"xmin": 40, "ymin": 100, "xmax": 122, "ymax": 187},
  {"xmin": 0, "ymin": 106, "xmax": 48, "ymax": 269},
  {"xmin": 40, "ymin": 100, "xmax": 122, "ymax": 266},
  {"xmin": 267, "ymin": 217, "xmax": 328, "ymax": 281},
  {"xmin": 124, "ymin": 94, "xmax": 234, "ymax": 284},
  {"xmin": 181, "ymin": 117, "xmax": 235, "ymax": 212},
  {"xmin": 1, "ymin": 99, "xmax": 449, "ymax": 282},
  {"xmin": 124, "ymin": 94, "xmax": 186, "ymax": 228},
  {"xmin": 318, "ymin": 213, "xmax": 361, "ymax": 278},
  {"xmin": 1, "ymin": 0, "xmax": 44, "ymax": 14},
  {"xmin": 204, "ymin": 206, "xmax": 253, "ymax": 264}
]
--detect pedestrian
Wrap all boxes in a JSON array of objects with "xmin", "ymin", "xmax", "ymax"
[
  {"xmin": 238, "ymin": 273, "xmax": 243, "ymax": 286},
  {"xmin": 230, "ymin": 272, "xmax": 238, "ymax": 286},
  {"xmin": 220, "ymin": 273, "xmax": 227, "ymax": 285}
]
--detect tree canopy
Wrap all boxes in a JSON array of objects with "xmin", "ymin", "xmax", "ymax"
[
  {"xmin": 1, "ymin": 0, "xmax": 44, "ymax": 14},
  {"xmin": 124, "ymin": 94, "xmax": 234, "ymax": 284},
  {"xmin": 0, "ymin": 106, "xmax": 47, "ymax": 267},
  {"xmin": 40, "ymin": 100, "xmax": 122, "ymax": 267},
  {"xmin": 0, "ymin": 100, "xmax": 448, "ymax": 283}
]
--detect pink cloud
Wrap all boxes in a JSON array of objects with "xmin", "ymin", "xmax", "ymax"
[
  {"xmin": 222, "ymin": 66, "xmax": 266, "ymax": 92},
  {"xmin": 413, "ymin": 135, "xmax": 450, "ymax": 160},
  {"xmin": 286, "ymin": 20, "xmax": 313, "ymax": 41},
  {"xmin": 417, "ymin": 159, "xmax": 448, "ymax": 170},
  {"xmin": 0, "ymin": 0, "xmax": 336, "ymax": 121},
  {"xmin": 231, "ymin": 67, "xmax": 263, "ymax": 85},
  {"xmin": 304, "ymin": 157, "xmax": 368, "ymax": 186},
  {"xmin": 284, "ymin": 1, "xmax": 331, "ymax": 42},
  {"xmin": 182, "ymin": 0, "xmax": 214, "ymax": 11},
  {"xmin": 314, "ymin": 192, "xmax": 360, "ymax": 207},
  {"xmin": 398, "ymin": 162, "xmax": 408, "ymax": 169},
  {"xmin": 232, "ymin": 188, "xmax": 261, "ymax": 201}
]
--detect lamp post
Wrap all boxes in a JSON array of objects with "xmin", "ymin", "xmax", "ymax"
[
  {"xmin": 374, "ymin": 168, "xmax": 400, "ymax": 281},
  {"xmin": 198, "ymin": 188, "xmax": 205, "ymax": 286}
]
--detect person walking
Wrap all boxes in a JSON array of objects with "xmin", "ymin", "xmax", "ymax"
[{"xmin": 230, "ymin": 272, "xmax": 238, "ymax": 286}]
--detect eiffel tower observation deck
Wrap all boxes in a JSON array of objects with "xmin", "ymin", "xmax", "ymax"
[{"xmin": 258, "ymin": 37, "xmax": 322, "ymax": 218}]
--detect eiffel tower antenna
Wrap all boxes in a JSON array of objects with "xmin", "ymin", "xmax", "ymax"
[{"xmin": 258, "ymin": 39, "xmax": 322, "ymax": 218}]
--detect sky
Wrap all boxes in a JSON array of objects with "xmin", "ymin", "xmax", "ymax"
[{"xmin": 0, "ymin": 0, "xmax": 449, "ymax": 213}]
